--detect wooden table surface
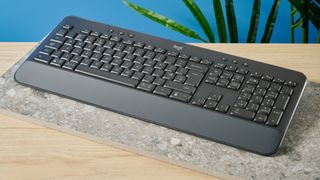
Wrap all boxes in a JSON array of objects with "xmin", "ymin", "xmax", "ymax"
[{"xmin": 0, "ymin": 43, "xmax": 319, "ymax": 179}]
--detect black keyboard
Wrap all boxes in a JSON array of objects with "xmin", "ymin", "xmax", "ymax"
[{"xmin": 14, "ymin": 16, "xmax": 307, "ymax": 155}]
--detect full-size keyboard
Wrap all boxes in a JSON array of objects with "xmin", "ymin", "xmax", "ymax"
[{"xmin": 15, "ymin": 16, "xmax": 307, "ymax": 155}]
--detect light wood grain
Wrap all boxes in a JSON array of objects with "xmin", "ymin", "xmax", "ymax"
[{"xmin": 0, "ymin": 43, "xmax": 319, "ymax": 180}]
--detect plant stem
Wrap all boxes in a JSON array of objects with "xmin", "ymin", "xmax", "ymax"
[
  {"xmin": 290, "ymin": 4, "xmax": 295, "ymax": 43},
  {"xmin": 302, "ymin": 0, "xmax": 309, "ymax": 43}
]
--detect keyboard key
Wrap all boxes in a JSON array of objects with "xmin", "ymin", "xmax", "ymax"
[
  {"xmin": 220, "ymin": 72, "xmax": 233, "ymax": 80},
  {"xmin": 250, "ymin": 72, "xmax": 262, "ymax": 78},
  {"xmin": 200, "ymin": 59, "xmax": 212, "ymax": 66},
  {"xmin": 164, "ymin": 57, "xmax": 176, "ymax": 64},
  {"xmin": 250, "ymin": 95, "xmax": 263, "ymax": 104},
  {"xmin": 110, "ymin": 36, "xmax": 122, "ymax": 42},
  {"xmin": 204, "ymin": 76, "xmax": 218, "ymax": 84},
  {"xmin": 269, "ymin": 83, "xmax": 282, "ymax": 92},
  {"xmin": 185, "ymin": 62, "xmax": 208, "ymax": 73},
  {"xmin": 254, "ymin": 114, "xmax": 268, "ymax": 123},
  {"xmin": 62, "ymin": 61, "xmax": 78, "ymax": 70},
  {"xmin": 261, "ymin": 74, "xmax": 273, "ymax": 81},
  {"xmin": 257, "ymin": 106, "xmax": 271, "ymax": 115},
  {"xmin": 61, "ymin": 53, "xmax": 73, "ymax": 61},
  {"xmin": 154, "ymin": 47, "xmax": 166, "ymax": 53},
  {"xmin": 178, "ymin": 54, "xmax": 189, "ymax": 60},
  {"xmin": 61, "ymin": 45, "xmax": 73, "ymax": 53},
  {"xmin": 151, "ymin": 69, "xmax": 163, "ymax": 78},
  {"xmin": 75, "ymin": 34, "xmax": 86, "ymax": 41},
  {"xmin": 216, "ymin": 78, "xmax": 229, "ymax": 87},
  {"xmin": 101, "ymin": 56, "xmax": 113, "ymax": 64},
  {"xmin": 50, "ymin": 58, "xmax": 65, "ymax": 67},
  {"xmin": 81, "ymin": 29, "xmax": 91, "ymax": 34},
  {"xmin": 121, "ymin": 69, "xmax": 134, "ymax": 77},
  {"xmin": 280, "ymin": 86, "xmax": 293, "ymax": 95},
  {"xmin": 203, "ymin": 99, "xmax": 218, "ymax": 109},
  {"xmin": 261, "ymin": 98, "xmax": 274, "ymax": 107},
  {"xmin": 90, "ymin": 61, "xmax": 103, "ymax": 69},
  {"xmin": 246, "ymin": 78, "xmax": 259, "ymax": 85},
  {"xmin": 215, "ymin": 104, "xmax": 229, "ymax": 113},
  {"xmin": 238, "ymin": 92, "xmax": 251, "ymax": 101},
  {"xmin": 111, "ymin": 66, "xmax": 123, "ymax": 74},
  {"xmin": 191, "ymin": 97, "xmax": 206, "ymax": 106},
  {"xmin": 153, "ymin": 86, "xmax": 172, "ymax": 96},
  {"xmin": 225, "ymin": 65, "xmax": 237, "ymax": 72},
  {"xmin": 62, "ymin": 24, "xmax": 73, "ymax": 30},
  {"xmin": 169, "ymin": 91, "xmax": 191, "ymax": 102},
  {"xmin": 232, "ymin": 74, "xmax": 245, "ymax": 82},
  {"xmin": 121, "ymin": 61, "xmax": 133, "ymax": 69},
  {"xmin": 230, "ymin": 107, "xmax": 255, "ymax": 120},
  {"xmin": 227, "ymin": 81, "xmax": 241, "ymax": 90},
  {"xmin": 208, "ymin": 93, "xmax": 222, "ymax": 101},
  {"xmin": 284, "ymin": 80, "xmax": 296, "ymax": 87},
  {"xmin": 274, "ymin": 94, "xmax": 290, "ymax": 110},
  {"xmin": 80, "ymin": 58, "xmax": 93, "ymax": 66},
  {"xmin": 234, "ymin": 100, "xmax": 248, "ymax": 108},
  {"xmin": 265, "ymin": 91, "xmax": 278, "ymax": 99},
  {"xmin": 56, "ymin": 29, "xmax": 68, "ymax": 36},
  {"xmin": 154, "ymin": 61, "xmax": 167, "ymax": 70},
  {"xmin": 253, "ymin": 88, "xmax": 267, "ymax": 96},
  {"xmin": 167, "ymin": 51, "xmax": 179, "ymax": 57},
  {"xmin": 137, "ymin": 82, "xmax": 155, "ymax": 92},
  {"xmin": 101, "ymin": 63, "xmax": 113, "ymax": 72},
  {"xmin": 142, "ymin": 75, "xmax": 155, "ymax": 83},
  {"xmin": 133, "ymin": 42, "xmax": 144, "ymax": 48},
  {"xmin": 189, "ymin": 56, "xmax": 201, "ymax": 62},
  {"xmin": 45, "ymin": 41, "xmax": 61, "ymax": 50},
  {"xmin": 34, "ymin": 54, "xmax": 51, "ymax": 64},
  {"xmin": 51, "ymin": 35, "xmax": 66, "ymax": 43},
  {"xmin": 152, "ymin": 78, "xmax": 165, "ymax": 86},
  {"xmin": 266, "ymin": 109, "xmax": 283, "ymax": 126},
  {"xmin": 51, "ymin": 50, "xmax": 63, "ymax": 58},
  {"xmin": 70, "ymin": 56, "xmax": 82, "ymax": 64},
  {"xmin": 257, "ymin": 80, "xmax": 270, "ymax": 89},
  {"xmin": 173, "ymin": 74, "xmax": 186, "ymax": 83},
  {"xmin": 123, "ymin": 39, "xmax": 134, "ymax": 45},
  {"xmin": 273, "ymin": 77, "xmax": 285, "ymax": 84},
  {"xmin": 185, "ymin": 70, "xmax": 204, "ymax": 87},
  {"xmin": 242, "ymin": 84, "xmax": 255, "ymax": 93},
  {"xmin": 75, "ymin": 65, "xmax": 138, "ymax": 87},
  {"xmin": 144, "ymin": 44, "xmax": 154, "ymax": 51},
  {"xmin": 163, "ymin": 72, "xmax": 175, "ymax": 80},
  {"xmin": 236, "ymin": 68, "xmax": 248, "ymax": 75},
  {"xmin": 246, "ymin": 102, "xmax": 259, "ymax": 112},
  {"xmin": 131, "ymin": 71, "xmax": 144, "ymax": 81},
  {"xmin": 39, "ymin": 48, "xmax": 54, "ymax": 55},
  {"xmin": 164, "ymin": 81, "xmax": 196, "ymax": 94}
]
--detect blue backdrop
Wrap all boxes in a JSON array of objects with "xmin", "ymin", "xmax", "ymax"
[{"xmin": 0, "ymin": 0, "xmax": 318, "ymax": 43}]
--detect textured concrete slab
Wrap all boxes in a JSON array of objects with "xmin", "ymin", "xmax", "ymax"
[{"xmin": 1, "ymin": 54, "xmax": 319, "ymax": 179}]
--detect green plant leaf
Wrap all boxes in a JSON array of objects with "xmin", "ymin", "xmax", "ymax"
[
  {"xmin": 288, "ymin": 0, "xmax": 319, "ymax": 29},
  {"xmin": 225, "ymin": 0, "xmax": 238, "ymax": 43},
  {"xmin": 247, "ymin": 0, "xmax": 261, "ymax": 43},
  {"xmin": 290, "ymin": 8, "xmax": 298, "ymax": 16},
  {"xmin": 122, "ymin": 0, "xmax": 207, "ymax": 42},
  {"xmin": 212, "ymin": 0, "xmax": 228, "ymax": 42},
  {"xmin": 290, "ymin": 4, "xmax": 295, "ymax": 43},
  {"xmin": 291, "ymin": 17, "xmax": 303, "ymax": 29},
  {"xmin": 261, "ymin": 0, "xmax": 281, "ymax": 43},
  {"xmin": 183, "ymin": 0, "xmax": 215, "ymax": 42}
]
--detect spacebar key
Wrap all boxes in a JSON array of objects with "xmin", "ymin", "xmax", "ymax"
[{"xmin": 75, "ymin": 65, "xmax": 139, "ymax": 87}]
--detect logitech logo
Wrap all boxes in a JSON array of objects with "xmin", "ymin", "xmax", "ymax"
[{"xmin": 173, "ymin": 44, "xmax": 183, "ymax": 51}]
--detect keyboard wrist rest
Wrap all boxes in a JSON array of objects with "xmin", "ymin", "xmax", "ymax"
[{"xmin": 15, "ymin": 60, "xmax": 283, "ymax": 155}]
